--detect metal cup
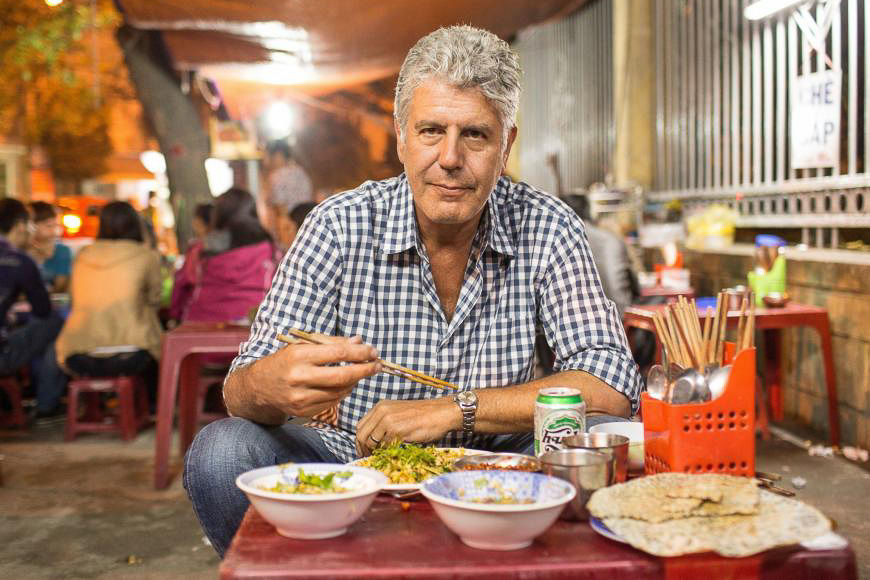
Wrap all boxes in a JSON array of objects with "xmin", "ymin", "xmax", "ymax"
[
  {"xmin": 539, "ymin": 448, "xmax": 612, "ymax": 521},
  {"xmin": 562, "ymin": 433, "xmax": 630, "ymax": 483}
]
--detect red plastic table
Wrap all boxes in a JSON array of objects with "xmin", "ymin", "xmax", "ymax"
[
  {"xmin": 153, "ymin": 322, "xmax": 250, "ymax": 489},
  {"xmin": 623, "ymin": 303, "xmax": 840, "ymax": 446},
  {"xmin": 639, "ymin": 286, "xmax": 695, "ymax": 302},
  {"xmin": 220, "ymin": 498, "xmax": 856, "ymax": 579}
]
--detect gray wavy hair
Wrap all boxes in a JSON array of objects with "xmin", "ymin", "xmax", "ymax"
[{"xmin": 394, "ymin": 25, "xmax": 522, "ymax": 145}]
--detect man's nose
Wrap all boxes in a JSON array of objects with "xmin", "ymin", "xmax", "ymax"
[{"xmin": 437, "ymin": 132, "xmax": 462, "ymax": 171}]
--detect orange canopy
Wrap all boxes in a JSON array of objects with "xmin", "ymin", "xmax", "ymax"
[{"xmin": 116, "ymin": 0, "xmax": 587, "ymax": 91}]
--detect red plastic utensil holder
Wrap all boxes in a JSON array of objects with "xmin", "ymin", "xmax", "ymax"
[{"xmin": 641, "ymin": 343, "xmax": 756, "ymax": 477}]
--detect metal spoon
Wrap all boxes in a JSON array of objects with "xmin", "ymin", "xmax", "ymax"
[
  {"xmin": 668, "ymin": 369, "xmax": 701, "ymax": 404},
  {"xmin": 690, "ymin": 373, "xmax": 711, "ymax": 403},
  {"xmin": 646, "ymin": 364, "xmax": 667, "ymax": 400},
  {"xmin": 706, "ymin": 364, "xmax": 732, "ymax": 400},
  {"xmin": 667, "ymin": 362, "xmax": 685, "ymax": 382}
]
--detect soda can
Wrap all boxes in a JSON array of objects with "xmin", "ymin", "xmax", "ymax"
[{"xmin": 534, "ymin": 387, "xmax": 586, "ymax": 456}]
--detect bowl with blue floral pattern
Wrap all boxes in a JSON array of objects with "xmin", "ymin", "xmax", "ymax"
[{"xmin": 420, "ymin": 470, "xmax": 575, "ymax": 550}]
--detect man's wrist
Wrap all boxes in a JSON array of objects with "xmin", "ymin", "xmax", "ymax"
[
  {"xmin": 445, "ymin": 396, "xmax": 464, "ymax": 431},
  {"xmin": 452, "ymin": 390, "xmax": 478, "ymax": 434}
]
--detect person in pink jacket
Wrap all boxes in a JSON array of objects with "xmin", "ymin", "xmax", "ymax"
[
  {"xmin": 182, "ymin": 188, "xmax": 277, "ymax": 324},
  {"xmin": 170, "ymin": 202, "xmax": 212, "ymax": 322}
]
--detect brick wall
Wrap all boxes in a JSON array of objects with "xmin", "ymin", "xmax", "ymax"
[{"xmin": 675, "ymin": 247, "xmax": 870, "ymax": 449}]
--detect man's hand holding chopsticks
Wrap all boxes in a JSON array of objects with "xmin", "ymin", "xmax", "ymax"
[{"xmin": 223, "ymin": 334, "xmax": 382, "ymax": 424}]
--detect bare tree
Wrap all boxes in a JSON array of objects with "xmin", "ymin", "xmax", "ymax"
[{"xmin": 116, "ymin": 25, "xmax": 211, "ymax": 250}]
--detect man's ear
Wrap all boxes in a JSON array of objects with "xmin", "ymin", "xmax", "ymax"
[
  {"xmin": 395, "ymin": 118, "xmax": 405, "ymax": 164},
  {"xmin": 502, "ymin": 126, "xmax": 518, "ymax": 168}
]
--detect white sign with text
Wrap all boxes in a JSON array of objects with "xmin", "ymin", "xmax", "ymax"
[{"xmin": 791, "ymin": 70, "xmax": 841, "ymax": 169}]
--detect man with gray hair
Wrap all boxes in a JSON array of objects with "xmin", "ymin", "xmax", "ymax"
[{"xmin": 185, "ymin": 25, "xmax": 641, "ymax": 556}]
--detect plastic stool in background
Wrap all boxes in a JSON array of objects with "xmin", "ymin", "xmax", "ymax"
[
  {"xmin": 0, "ymin": 376, "xmax": 28, "ymax": 429},
  {"xmin": 64, "ymin": 376, "xmax": 150, "ymax": 441},
  {"xmin": 194, "ymin": 362, "xmax": 229, "ymax": 428}
]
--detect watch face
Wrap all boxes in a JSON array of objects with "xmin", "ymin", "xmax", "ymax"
[{"xmin": 458, "ymin": 391, "xmax": 475, "ymax": 404}]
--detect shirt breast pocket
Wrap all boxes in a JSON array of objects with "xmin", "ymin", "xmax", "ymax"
[{"xmin": 474, "ymin": 311, "xmax": 537, "ymax": 385}]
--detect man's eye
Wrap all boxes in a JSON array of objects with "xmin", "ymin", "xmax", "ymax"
[
  {"xmin": 465, "ymin": 130, "xmax": 485, "ymax": 140},
  {"xmin": 420, "ymin": 127, "xmax": 441, "ymax": 136}
]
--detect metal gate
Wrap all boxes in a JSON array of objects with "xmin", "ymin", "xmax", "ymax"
[
  {"xmin": 652, "ymin": 0, "xmax": 870, "ymax": 244},
  {"xmin": 514, "ymin": 0, "xmax": 614, "ymax": 194}
]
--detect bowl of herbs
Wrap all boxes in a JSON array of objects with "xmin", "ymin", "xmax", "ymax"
[{"xmin": 236, "ymin": 463, "xmax": 388, "ymax": 539}]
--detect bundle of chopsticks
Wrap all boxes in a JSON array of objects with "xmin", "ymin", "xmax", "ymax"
[
  {"xmin": 650, "ymin": 293, "xmax": 755, "ymax": 370},
  {"xmin": 277, "ymin": 329, "xmax": 458, "ymax": 391}
]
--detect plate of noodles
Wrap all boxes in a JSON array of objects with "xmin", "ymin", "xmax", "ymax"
[{"xmin": 348, "ymin": 442, "xmax": 490, "ymax": 491}]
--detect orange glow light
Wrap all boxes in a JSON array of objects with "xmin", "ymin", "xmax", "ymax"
[{"xmin": 62, "ymin": 214, "xmax": 82, "ymax": 234}]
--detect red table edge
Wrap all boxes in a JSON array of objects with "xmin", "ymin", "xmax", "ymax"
[
  {"xmin": 219, "ymin": 506, "xmax": 857, "ymax": 580},
  {"xmin": 623, "ymin": 303, "xmax": 840, "ymax": 446}
]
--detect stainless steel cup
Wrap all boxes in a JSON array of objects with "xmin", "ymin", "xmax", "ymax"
[
  {"xmin": 539, "ymin": 448, "xmax": 612, "ymax": 521},
  {"xmin": 562, "ymin": 432, "xmax": 630, "ymax": 483}
]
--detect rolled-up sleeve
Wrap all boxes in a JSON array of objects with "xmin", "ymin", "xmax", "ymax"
[{"xmin": 538, "ymin": 218, "xmax": 642, "ymax": 413}]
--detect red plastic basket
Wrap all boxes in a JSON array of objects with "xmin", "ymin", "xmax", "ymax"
[{"xmin": 641, "ymin": 343, "xmax": 756, "ymax": 477}]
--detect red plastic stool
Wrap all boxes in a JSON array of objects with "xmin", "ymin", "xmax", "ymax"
[
  {"xmin": 0, "ymin": 376, "xmax": 28, "ymax": 429},
  {"xmin": 64, "ymin": 376, "xmax": 150, "ymax": 441}
]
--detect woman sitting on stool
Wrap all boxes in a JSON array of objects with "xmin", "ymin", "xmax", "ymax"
[{"xmin": 55, "ymin": 201, "xmax": 163, "ymax": 408}]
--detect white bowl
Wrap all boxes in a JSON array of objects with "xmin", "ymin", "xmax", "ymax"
[
  {"xmin": 236, "ymin": 463, "xmax": 388, "ymax": 539},
  {"xmin": 589, "ymin": 422, "xmax": 644, "ymax": 472},
  {"xmin": 420, "ymin": 470, "xmax": 575, "ymax": 551}
]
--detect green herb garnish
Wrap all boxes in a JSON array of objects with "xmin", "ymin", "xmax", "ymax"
[
  {"xmin": 359, "ymin": 442, "xmax": 465, "ymax": 484},
  {"xmin": 263, "ymin": 468, "xmax": 353, "ymax": 494}
]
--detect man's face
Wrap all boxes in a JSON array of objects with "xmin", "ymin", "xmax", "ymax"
[
  {"xmin": 192, "ymin": 216, "xmax": 209, "ymax": 240},
  {"xmin": 396, "ymin": 80, "xmax": 516, "ymax": 232},
  {"xmin": 33, "ymin": 217, "xmax": 59, "ymax": 243},
  {"xmin": 267, "ymin": 151, "xmax": 286, "ymax": 170},
  {"xmin": 7, "ymin": 219, "xmax": 31, "ymax": 250}
]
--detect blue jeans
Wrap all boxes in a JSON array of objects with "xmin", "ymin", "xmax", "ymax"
[
  {"xmin": 0, "ymin": 314, "xmax": 67, "ymax": 412},
  {"xmin": 184, "ymin": 414, "xmax": 627, "ymax": 557}
]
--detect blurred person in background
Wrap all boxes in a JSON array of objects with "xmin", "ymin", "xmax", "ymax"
[
  {"xmin": 265, "ymin": 141, "xmax": 312, "ymax": 240},
  {"xmin": 534, "ymin": 193, "xmax": 640, "ymax": 375},
  {"xmin": 55, "ymin": 201, "xmax": 163, "ymax": 406},
  {"xmin": 27, "ymin": 202, "xmax": 72, "ymax": 293},
  {"xmin": 182, "ymin": 188, "xmax": 277, "ymax": 324},
  {"xmin": 562, "ymin": 195, "xmax": 661, "ymax": 371},
  {"xmin": 278, "ymin": 201, "xmax": 316, "ymax": 252},
  {"xmin": 0, "ymin": 198, "xmax": 67, "ymax": 420},
  {"xmin": 170, "ymin": 202, "xmax": 213, "ymax": 322},
  {"xmin": 561, "ymin": 194, "xmax": 639, "ymax": 318}
]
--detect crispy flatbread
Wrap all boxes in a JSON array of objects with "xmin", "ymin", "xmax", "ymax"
[
  {"xmin": 587, "ymin": 473, "xmax": 759, "ymax": 523},
  {"xmin": 603, "ymin": 490, "xmax": 831, "ymax": 557}
]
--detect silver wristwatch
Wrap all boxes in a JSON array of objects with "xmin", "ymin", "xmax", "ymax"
[{"xmin": 453, "ymin": 390, "xmax": 478, "ymax": 434}]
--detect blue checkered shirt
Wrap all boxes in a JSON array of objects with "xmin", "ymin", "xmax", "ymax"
[{"xmin": 231, "ymin": 174, "xmax": 642, "ymax": 462}]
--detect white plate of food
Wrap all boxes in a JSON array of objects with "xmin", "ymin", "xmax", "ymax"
[{"xmin": 348, "ymin": 443, "xmax": 491, "ymax": 492}]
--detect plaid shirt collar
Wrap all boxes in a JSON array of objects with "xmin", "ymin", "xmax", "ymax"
[{"xmin": 379, "ymin": 174, "xmax": 517, "ymax": 259}]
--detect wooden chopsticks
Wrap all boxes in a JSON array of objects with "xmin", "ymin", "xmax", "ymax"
[
  {"xmin": 735, "ymin": 296, "xmax": 755, "ymax": 354},
  {"xmin": 653, "ymin": 293, "xmax": 755, "ymax": 370},
  {"xmin": 277, "ymin": 329, "xmax": 458, "ymax": 391}
]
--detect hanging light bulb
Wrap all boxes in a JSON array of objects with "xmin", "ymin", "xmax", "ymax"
[
  {"xmin": 45, "ymin": 0, "xmax": 64, "ymax": 7},
  {"xmin": 262, "ymin": 101, "xmax": 296, "ymax": 140}
]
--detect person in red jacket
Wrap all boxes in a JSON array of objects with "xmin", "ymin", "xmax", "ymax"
[{"xmin": 182, "ymin": 188, "xmax": 277, "ymax": 324}]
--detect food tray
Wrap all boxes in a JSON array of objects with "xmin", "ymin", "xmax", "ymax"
[{"xmin": 641, "ymin": 343, "xmax": 756, "ymax": 477}]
